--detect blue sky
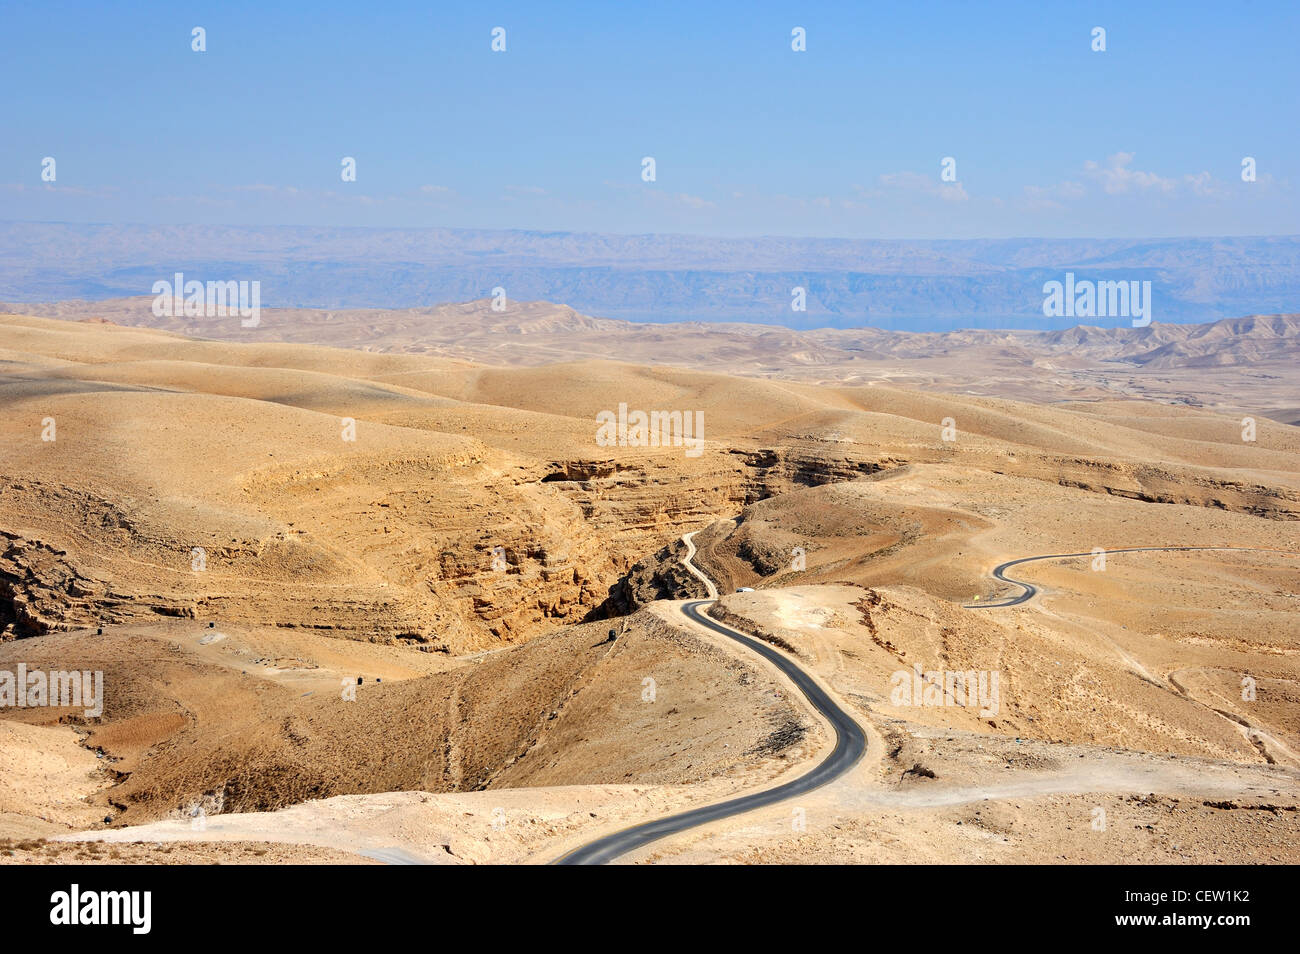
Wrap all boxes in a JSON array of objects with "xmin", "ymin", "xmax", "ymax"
[{"xmin": 2, "ymin": 0, "xmax": 1296, "ymax": 238}]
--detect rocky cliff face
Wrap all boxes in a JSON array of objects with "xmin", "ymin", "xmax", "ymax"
[
  {"xmin": 0, "ymin": 445, "xmax": 902, "ymax": 652},
  {"xmin": 586, "ymin": 538, "xmax": 711, "ymax": 620},
  {"xmin": 5, "ymin": 428, "xmax": 1292, "ymax": 652}
]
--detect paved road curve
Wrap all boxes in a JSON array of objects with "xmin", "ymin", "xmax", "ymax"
[
  {"xmin": 554, "ymin": 594, "xmax": 867, "ymax": 864},
  {"xmin": 966, "ymin": 545, "xmax": 1291, "ymax": 609}
]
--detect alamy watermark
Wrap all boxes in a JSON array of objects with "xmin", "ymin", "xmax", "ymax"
[
  {"xmin": 1, "ymin": 664, "xmax": 103, "ymax": 718},
  {"xmin": 889, "ymin": 664, "xmax": 999, "ymax": 717},
  {"xmin": 596, "ymin": 403, "xmax": 704, "ymax": 457},
  {"xmin": 152, "ymin": 272, "xmax": 261, "ymax": 328},
  {"xmin": 1042, "ymin": 272, "xmax": 1151, "ymax": 327},
  {"xmin": 50, "ymin": 884, "xmax": 151, "ymax": 934}
]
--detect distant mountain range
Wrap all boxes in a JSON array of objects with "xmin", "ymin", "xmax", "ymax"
[{"xmin": 2, "ymin": 222, "xmax": 1298, "ymax": 331}]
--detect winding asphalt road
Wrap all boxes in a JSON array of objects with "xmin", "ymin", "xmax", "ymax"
[
  {"xmin": 554, "ymin": 544, "xmax": 867, "ymax": 865},
  {"xmin": 558, "ymin": 543, "xmax": 1295, "ymax": 861},
  {"xmin": 964, "ymin": 545, "xmax": 1288, "ymax": 609}
]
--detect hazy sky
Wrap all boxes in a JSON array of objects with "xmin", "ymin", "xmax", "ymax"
[{"xmin": 3, "ymin": 0, "xmax": 1297, "ymax": 238}]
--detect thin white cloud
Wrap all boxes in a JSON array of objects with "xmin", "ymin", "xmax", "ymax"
[
  {"xmin": 641, "ymin": 190, "xmax": 714, "ymax": 209},
  {"xmin": 1182, "ymin": 170, "xmax": 1230, "ymax": 198},
  {"xmin": 232, "ymin": 183, "xmax": 301, "ymax": 195},
  {"xmin": 159, "ymin": 193, "xmax": 236, "ymax": 207},
  {"xmin": 1079, "ymin": 153, "xmax": 1237, "ymax": 199},
  {"xmin": 1, "ymin": 183, "xmax": 119, "ymax": 197},
  {"xmin": 671, "ymin": 192, "xmax": 714, "ymax": 209},
  {"xmin": 1082, "ymin": 152, "xmax": 1176, "ymax": 195},
  {"xmin": 1019, "ymin": 179, "xmax": 1085, "ymax": 211},
  {"xmin": 877, "ymin": 170, "xmax": 969, "ymax": 202}
]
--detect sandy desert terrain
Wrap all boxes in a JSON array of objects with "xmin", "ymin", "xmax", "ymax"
[
  {"xmin": 13, "ymin": 296, "xmax": 1299, "ymax": 425},
  {"xmin": 0, "ymin": 307, "xmax": 1296, "ymax": 864}
]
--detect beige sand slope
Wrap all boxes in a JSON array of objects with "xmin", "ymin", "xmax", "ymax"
[{"xmin": 10, "ymin": 297, "xmax": 1298, "ymax": 422}]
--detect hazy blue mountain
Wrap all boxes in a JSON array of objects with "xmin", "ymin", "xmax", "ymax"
[{"xmin": 2, "ymin": 222, "xmax": 1296, "ymax": 331}]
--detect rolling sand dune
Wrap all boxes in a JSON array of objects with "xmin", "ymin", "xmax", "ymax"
[{"xmin": 9, "ymin": 298, "xmax": 1298, "ymax": 423}]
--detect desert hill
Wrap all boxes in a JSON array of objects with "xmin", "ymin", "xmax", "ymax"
[
  {"xmin": 2, "ymin": 311, "xmax": 1297, "ymax": 652},
  {"xmin": 0, "ymin": 609, "xmax": 814, "ymax": 828},
  {"xmin": 7, "ymin": 298, "xmax": 1296, "ymax": 423},
  {"xmin": 1, "ymin": 311, "xmax": 1297, "ymax": 863}
]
